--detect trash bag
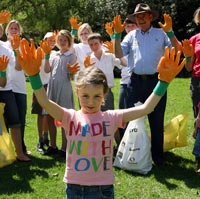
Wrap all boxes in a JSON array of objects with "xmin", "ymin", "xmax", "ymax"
[
  {"xmin": 113, "ymin": 116, "xmax": 152, "ymax": 175},
  {"xmin": 164, "ymin": 113, "xmax": 188, "ymax": 152},
  {"xmin": 0, "ymin": 103, "xmax": 16, "ymax": 168}
]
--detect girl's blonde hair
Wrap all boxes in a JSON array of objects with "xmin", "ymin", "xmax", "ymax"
[
  {"xmin": 193, "ymin": 7, "xmax": 200, "ymax": 25},
  {"xmin": 5, "ymin": 20, "xmax": 23, "ymax": 37},
  {"xmin": 78, "ymin": 23, "xmax": 93, "ymax": 41},
  {"xmin": 75, "ymin": 67, "xmax": 109, "ymax": 94},
  {"xmin": 56, "ymin": 29, "xmax": 73, "ymax": 49}
]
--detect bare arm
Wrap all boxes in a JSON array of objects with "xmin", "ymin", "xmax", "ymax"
[
  {"xmin": 113, "ymin": 38, "xmax": 123, "ymax": 59},
  {"xmin": 44, "ymin": 59, "xmax": 51, "ymax": 73},
  {"xmin": 122, "ymin": 93, "xmax": 161, "ymax": 122}
]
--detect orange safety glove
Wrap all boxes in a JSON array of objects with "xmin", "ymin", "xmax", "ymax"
[
  {"xmin": 84, "ymin": 55, "xmax": 96, "ymax": 68},
  {"xmin": 11, "ymin": 34, "xmax": 21, "ymax": 50},
  {"xmin": 158, "ymin": 14, "xmax": 174, "ymax": 38},
  {"xmin": 69, "ymin": 16, "xmax": 82, "ymax": 30},
  {"xmin": 181, "ymin": 39, "xmax": 194, "ymax": 62},
  {"xmin": 67, "ymin": 62, "xmax": 80, "ymax": 74},
  {"xmin": 40, "ymin": 39, "xmax": 51, "ymax": 59},
  {"xmin": 18, "ymin": 38, "xmax": 43, "ymax": 76},
  {"xmin": 0, "ymin": 55, "xmax": 9, "ymax": 71},
  {"xmin": 0, "ymin": 10, "xmax": 11, "ymax": 24},
  {"xmin": 105, "ymin": 22, "xmax": 114, "ymax": 37},
  {"xmin": 112, "ymin": 15, "xmax": 125, "ymax": 34},
  {"xmin": 158, "ymin": 47, "xmax": 186, "ymax": 83},
  {"xmin": 103, "ymin": 41, "xmax": 114, "ymax": 53},
  {"xmin": 158, "ymin": 14, "xmax": 172, "ymax": 32}
]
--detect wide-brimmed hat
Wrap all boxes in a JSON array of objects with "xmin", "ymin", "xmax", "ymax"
[{"xmin": 131, "ymin": 3, "xmax": 159, "ymax": 21}]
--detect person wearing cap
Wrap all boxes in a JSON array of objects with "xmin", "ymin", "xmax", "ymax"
[
  {"xmin": 31, "ymin": 32, "xmax": 56, "ymax": 152},
  {"xmin": 113, "ymin": 3, "xmax": 182, "ymax": 166}
]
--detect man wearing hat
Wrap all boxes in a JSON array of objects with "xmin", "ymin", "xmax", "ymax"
[{"xmin": 113, "ymin": 3, "xmax": 180, "ymax": 166}]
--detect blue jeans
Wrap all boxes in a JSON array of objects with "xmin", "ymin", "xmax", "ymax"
[
  {"xmin": 66, "ymin": 184, "xmax": 114, "ymax": 199},
  {"xmin": 193, "ymin": 128, "xmax": 200, "ymax": 157}
]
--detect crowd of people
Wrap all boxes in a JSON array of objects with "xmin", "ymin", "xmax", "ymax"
[{"xmin": 0, "ymin": 2, "xmax": 200, "ymax": 198}]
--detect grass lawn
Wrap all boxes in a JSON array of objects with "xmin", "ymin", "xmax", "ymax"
[{"xmin": 0, "ymin": 77, "xmax": 200, "ymax": 199}]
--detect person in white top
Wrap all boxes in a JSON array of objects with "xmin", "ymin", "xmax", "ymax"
[
  {"xmin": 0, "ymin": 24, "xmax": 30, "ymax": 162},
  {"xmin": 4, "ymin": 19, "xmax": 31, "ymax": 155},
  {"xmin": 86, "ymin": 33, "xmax": 127, "ymax": 111},
  {"xmin": 70, "ymin": 17, "xmax": 93, "ymax": 71},
  {"xmin": 31, "ymin": 32, "xmax": 56, "ymax": 152}
]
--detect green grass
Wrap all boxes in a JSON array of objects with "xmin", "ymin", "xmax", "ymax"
[{"xmin": 0, "ymin": 77, "xmax": 200, "ymax": 199}]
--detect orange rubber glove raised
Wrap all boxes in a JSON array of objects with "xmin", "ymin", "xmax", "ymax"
[
  {"xmin": 11, "ymin": 35, "xmax": 21, "ymax": 50},
  {"xmin": 0, "ymin": 10, "xmax": 11, "ymax": 24},
  {"xmin": 181, "ymin": 39, "xmax": 194, "ymax": 58},
  {"xmin": 17, "ymin": 38, "xmax": 43, "ymax": 76},
  {"xmin": 67, "ymin": 62, "xmax": 80, "ymax": 74},
  {"xmin": 103, "ymin": 41, "xmax": 114, "ymax": 54},
  {"xmin": 112, "ymin": 15, "xmax": 125, "ymax": 33},
  {"xmin": 69, "ymin": 16, "xmax": 82, "ymax": 30},
  {"xmin": 158, "ymin": 47, "xmax": 186, "ymax": 83},
  {"xmin": 40, "ymin": 39, "xmax": 51, "ymax": 55},
  {"xmin": 84, "ymin": 55, "xmax": 96, "ymax": 68},
  {"xmin": 158, "ymin": 14, "xmax": 172, "ymax": 33},
  {"xmin": 105, "ymin": 22, "xmax": 114, "ymax": 37},
  {"xmin": 0, "ymin": 55, "xmax": 9, "ymax": 71}
]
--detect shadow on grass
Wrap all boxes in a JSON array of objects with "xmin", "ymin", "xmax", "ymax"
[
  {"xmin": 0, "ymin": 154, "xmax": 65, "ymax": 196},
  {"xmin": 116, "ymin": 151, "xmax": 200, "ymax": 190}
]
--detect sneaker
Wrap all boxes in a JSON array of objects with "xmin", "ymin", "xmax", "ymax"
[
  {"xmin": 37, "ymin": 142, "xmax": 44, "ymax": 152},
  {"xmin": 44, "ymin": 146, "xmax": 58, "ymax": 155},
  {"xmin": 43, "ymin": 139, "xmax": 49, "ymax": 147}
]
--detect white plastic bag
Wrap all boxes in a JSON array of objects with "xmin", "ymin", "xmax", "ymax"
[{"xmin": 113, "ymin": 115, "xmax": 152, "ymax": 174}]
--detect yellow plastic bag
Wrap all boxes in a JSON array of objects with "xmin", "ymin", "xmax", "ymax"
[
  {"xmin": 0, "ymin": 103, "xmax": 16, "ymax": 168},
  {"xmin": 164, "ymin": 113, "xmax": 188, "ymax": 152}
]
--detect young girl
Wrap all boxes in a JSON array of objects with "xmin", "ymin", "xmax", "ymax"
[
  {"xmin": 17, "ymin": 40, "xmax": 184, "ymax": 198},
  {"xmin": 42, "ymin": 30, "xmax": 76, "ymax": 157}
]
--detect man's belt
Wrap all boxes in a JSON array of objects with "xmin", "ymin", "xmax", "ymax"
[{"xmin": 131, "ymin": 72, "xmax": 158, "ymax": 80}]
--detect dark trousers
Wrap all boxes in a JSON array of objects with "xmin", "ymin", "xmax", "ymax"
[{"xmin": 127, "ymin": 73, "xmax": 167, "ymax": 164}]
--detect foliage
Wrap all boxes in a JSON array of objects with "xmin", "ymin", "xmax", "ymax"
[{"xmin": 0, "ymin": 0, "xmax": 199, "ymax": 42}]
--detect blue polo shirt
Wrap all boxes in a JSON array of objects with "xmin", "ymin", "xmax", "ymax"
[{"xmin": 121, "ymin": 26, "xmax": 172, "ymax": 75}]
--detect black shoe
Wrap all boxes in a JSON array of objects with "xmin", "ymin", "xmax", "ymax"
[
  {"xmin": 37, "ymin": 142, "xmax": 44, "ymax": 152},
  {"xmin": 44, "ymin": 146, "xmax": 58, "ymax": 155}
]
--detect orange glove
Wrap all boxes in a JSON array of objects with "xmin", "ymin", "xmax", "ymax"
[
  {"xmin": 158, "ymin": 47, "xmax": 186, "ymax": 83},
  {"xmin": 40, "ymin": 39, "xmax": 51, "ymax": 55},
  {"xmin": 158, "ymin": 14, "xmax": 172, "ymax": 33},
  {"xmin": 0, "ymin": 10, "xmax": 11, "ymax": 24},
  {"xmin": 103, "ymin": 41, "xmax": 114, "ymax": 53},
  {"xmin": 181, "ymin": 39, "xmax": 194, "ymax": 58},
  {"xmin": 113, "ymin": 15, "xmax": 125, "ymax": 33},
  {"xmin": 69, "ymin": 16, "xmax": 82, "ymax": 30},
  {"xmin": 0, "ymin": 55, "xmax": 9, "ymax": 71},
  {"xmin": 18, "ymin": 38, "xmax": 43, "ymax": 76},
  {"xmin": 105, "ymin": 22, "xmax": 114, "ymax": 37},
  {"xmin": 67, "ymin": 62, "xmax": 80, "ymax": 74},
  {"xmin": 11, "ymin": 35, "xmax": 21, "ymax": 50},
  {"xmin": 84, "ymin": 55, "xmax": 96, "ymax": 68}
]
